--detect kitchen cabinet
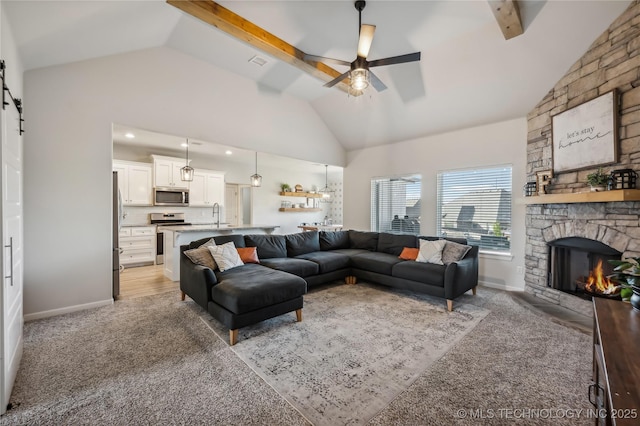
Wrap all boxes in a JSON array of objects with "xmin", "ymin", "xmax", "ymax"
[
  {"xmin": 119, "ymin": 226, "xmax": 156, "ymax": 266},
  {"xmin": 113, "ymin": 160, "xmax": 153, "ymax": 206},
  {"xmin": 152, "ymin": 155, "xmax": 190, "ymax": 188},
  {"xmin": 189, "ymin": 170, "xmax": 225, "ymax": 207}
]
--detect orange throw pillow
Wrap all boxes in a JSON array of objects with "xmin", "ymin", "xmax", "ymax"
[
  {"xmin": 236, "ymin": 247, "xmax": 260, "ymax": 264},
  {"xmin": 399, "ymin": 247, "xmax": 419, "ymax": 261}
]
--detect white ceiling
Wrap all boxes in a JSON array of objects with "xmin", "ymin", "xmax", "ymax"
[{"xmin": 4, "ymin": 0, "xmax": 632, "ymax": 151}]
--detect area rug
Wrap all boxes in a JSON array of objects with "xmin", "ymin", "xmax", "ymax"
[{"xmin": 201, "ymin": 283, "xmax": 490, "ymax": 426}]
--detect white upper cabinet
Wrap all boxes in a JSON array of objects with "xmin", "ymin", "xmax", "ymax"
[
  {"xmin": 189, "ymin": 170, "xmax": 225, "ymax": 207},
  {"xmin": 113, "ymin": 160, "xmax": 153, "ymax": 206},
  {"xmin": 152, "ymin": 155, "xmax": 190, "ymax": 188}
]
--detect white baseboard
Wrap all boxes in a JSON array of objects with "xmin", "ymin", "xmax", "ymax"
[
  {"xmin": 478, "ymin": 281, "xmax": 524, "ymax": 293},
  {"xmin": 24, "ymin": 299, "xmax": 114, "ymax": 321}
]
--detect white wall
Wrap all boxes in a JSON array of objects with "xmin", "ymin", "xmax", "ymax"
[
  {"xmin": 344, "ymin": 118, "xmax": 528, "ymax": 291},
  {"xmin": 23, "ymin": 47, "xmax": 345, "ymax": 317}
]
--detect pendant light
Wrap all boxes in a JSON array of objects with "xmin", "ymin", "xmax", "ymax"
[
  {"xmin": 318, "ymin": 164, "xmax": 334, "ymax": 203},
  {"xmin": 180, "ymin": 138, "xmax": 194, "ymax": 182},
  {"xmin": 250, "ymin": 151, "xmax": 262, "ymax": 187}
]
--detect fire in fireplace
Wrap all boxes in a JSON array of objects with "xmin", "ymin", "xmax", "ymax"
[
  {"xmin": 578, "ymin": 259, "xmax": 620, "ymax": 296},
  {"xmin": 547, "ymin": 237, "xmax": 622, "ymax": 301}
]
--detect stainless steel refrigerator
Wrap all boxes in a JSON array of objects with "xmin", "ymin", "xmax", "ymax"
[{"xmin": 112, "ymin": 171, "xmax": 121, "ymax": 298}]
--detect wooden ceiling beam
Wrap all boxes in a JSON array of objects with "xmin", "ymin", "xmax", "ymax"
[
  {"xmin": 488, "ymin": 0, "xmax": 524, "ymax": 40},
  {"xmin": 166, "ymin": 0, "xmax": 351, "ymax": 94}
]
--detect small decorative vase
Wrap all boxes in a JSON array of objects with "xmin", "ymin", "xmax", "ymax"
[
  {"xmin": 590, "ymin": 185, "xmax": 606, "ymax": 192},
  {"xmin": 631, "ymin": 286, "xmax": 640, "ymax": 311}
]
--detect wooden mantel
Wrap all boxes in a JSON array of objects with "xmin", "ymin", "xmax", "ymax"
[{"xmin": 522, "ymin": 189, "xmax": 640, "ymax": 205}]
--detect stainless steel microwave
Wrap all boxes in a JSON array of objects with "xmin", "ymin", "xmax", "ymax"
[{"xmin": 154, "ymin": 187, "xmax": 189, "ymax": 206}]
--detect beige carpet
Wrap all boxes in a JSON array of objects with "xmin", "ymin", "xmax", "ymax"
[
  {"xmin": 2, "ymin": 282, "xmax": 594, "ymax": 425},
  {"xmin": 200, "ymin": 283, "xmax": 490, "ymax": 426}
]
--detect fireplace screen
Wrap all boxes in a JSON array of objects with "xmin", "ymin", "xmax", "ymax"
[{"xmin": 547, "ymin": 237, "xmax": 622, "ymax": 301}]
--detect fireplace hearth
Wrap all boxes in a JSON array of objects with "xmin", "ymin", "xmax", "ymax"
[{"xmin": 548, "ymin": 237, "xmax": 622, "ymax": 301}]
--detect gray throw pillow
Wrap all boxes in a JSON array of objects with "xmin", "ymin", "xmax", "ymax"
[
  {"xmin": 184, "ymin": 238, "xmax": 217, "ymax": 270},
  {"xmin": 442, "ymin": 240, "xmax": 472, "ymax": 264}
]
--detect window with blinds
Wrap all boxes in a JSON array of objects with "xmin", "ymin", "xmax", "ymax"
[
  {"xmin": 437, "ymin": 166, "xmax": 512, "ymax": 254},
  {"xmin": 371, "ymin": 175, "xmax": 421, "ymax": 234}
]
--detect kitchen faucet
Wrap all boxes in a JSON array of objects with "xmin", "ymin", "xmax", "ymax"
[{"xmin": 212, "ymin": 202, "xmax": 220, "ymax": 228}]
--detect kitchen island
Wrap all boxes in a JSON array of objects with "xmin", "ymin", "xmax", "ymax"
[{"xmin": 160, "ymin": 224, "xmax": 279, "ymax": 281}]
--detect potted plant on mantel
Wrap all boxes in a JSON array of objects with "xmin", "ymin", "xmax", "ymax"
[
  {"xmin": 586, "ymin": 167, "xmax": 610, "ymax": 192},
  {"xmin": 608, "ymin": 258, "xmax": 640, "ymax": 310}
]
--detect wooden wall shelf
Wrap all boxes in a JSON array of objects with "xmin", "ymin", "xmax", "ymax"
[
  {"xmin": 279, "ymin": 208, "xmax": 322, "ymax": 212},
  {"xmin": 522, "ymin": 189, "xmax": 640, "ymax": 205},
  {"xmin": 279, "ymin": 191, "xmax": 323, "ymax": 198}
]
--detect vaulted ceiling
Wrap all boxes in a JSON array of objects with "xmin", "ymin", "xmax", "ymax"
[{"xmin": 3, "ymin": 1, "xmax": 631, "ymax": 151}]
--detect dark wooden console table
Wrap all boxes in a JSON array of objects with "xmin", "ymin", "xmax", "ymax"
[{"xmin": 592, "ymin": 298, "xmax": 640, "ymax": 425}]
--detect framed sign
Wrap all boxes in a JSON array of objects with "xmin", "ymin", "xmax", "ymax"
[{"xmin": 551, "ymin": 90, "xmax": 618, "ymax": 173}]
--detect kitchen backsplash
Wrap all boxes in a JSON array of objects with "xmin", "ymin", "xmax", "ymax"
[{"xmin": 121, "ymin": 205, "xmax": 224, "ymax": 226}]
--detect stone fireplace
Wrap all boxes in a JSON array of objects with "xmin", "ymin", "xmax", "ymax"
[
  {"xmin": 525, "ymin": 202, "xmax": 638, "ymax": 314},
  {"xmin": 524, "ymin": 3, "xmax": 640, "ymax": 315}
]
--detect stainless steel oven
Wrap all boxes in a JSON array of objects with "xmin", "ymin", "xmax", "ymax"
[{"xmin": 150, "ymin": 213, "xmax": 190, "ymax": 264}]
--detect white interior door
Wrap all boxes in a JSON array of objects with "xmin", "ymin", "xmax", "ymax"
[
  {"xmin": 225, "ymin": 184, "xmax": 238, "ymax": 226},
  {"xmin": 1, "ymin": 101, "xmax": 24, "ymax": 413}
]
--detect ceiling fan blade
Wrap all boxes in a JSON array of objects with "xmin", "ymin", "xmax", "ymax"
[
  {"xmin": 368, "ymin": 52, "xmax": 421, "ymax": 68},
  {"xmin": 304, "ymin": 54, "xmax": 351, "ymax": 67},
  {"xmin": 369, "ymin": 71, "xmax": 387, "ymax": 92},
  {"xmin": 324, "ymin": 71, "xmax": 350, "ymax": 88},
  {"xmin": 357, "ymin": 24, "xmax": 376, "ymax": 58}
]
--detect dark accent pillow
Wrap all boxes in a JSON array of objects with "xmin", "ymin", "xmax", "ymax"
[
  {"xmin": 244, "ymin": 234, "xmax": 287, "ymax": 259},
  {"xmin": 349, "ymin": 230, "xmax": 379, "ymax": 251},
  {"xmin": 377, "ymin": 233, "xmax": 418, "ymax": 256},
  {"xmin": 319, "ymin": 230, "xmax": 350, "ymax": 251},
  {"xmin": 286, "ymin": 231, "xmax": 320, "ymax": 257},
  {"xmin": 213, "ymin": 234, "xmax": 246, "ymax": 248}
]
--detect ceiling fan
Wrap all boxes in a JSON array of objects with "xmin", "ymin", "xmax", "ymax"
[{"xmin": 304, "ymin": 0, "xmax": 421, "ymax": 94}]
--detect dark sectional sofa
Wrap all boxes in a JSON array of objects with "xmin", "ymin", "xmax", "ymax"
[{"xmin": 180, "ymin": 230, "xmax": 479, "ymax": 345}]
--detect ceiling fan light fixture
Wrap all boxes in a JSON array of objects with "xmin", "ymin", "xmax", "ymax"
[
  {"xmin": 305, "ymin": 0, "xmax": 420, "ymax": 96},
  {"xmin": 350, "ymin": 68, "xmax": 370, "ymax": 91}
]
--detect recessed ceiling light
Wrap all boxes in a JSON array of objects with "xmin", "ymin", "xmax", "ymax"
[
  {"xmin": 225, "ymin": 150, "xmax": 233, "ymax": 155},
  {"xmin": 181, "ymin": 143, "xmax": 188, "ymax": 147},
  {"xmin": 125, "ymin": 132, "xmax": 135, "ymax": 139}
]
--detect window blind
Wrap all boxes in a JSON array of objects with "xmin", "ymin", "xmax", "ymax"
[
  {"xmin": 437, "ymin": 166, "xmax": 512, "ymax": 253},
  {"xmin": 371, "ymin": 175, "xmax": 421, "ymax": 234}
]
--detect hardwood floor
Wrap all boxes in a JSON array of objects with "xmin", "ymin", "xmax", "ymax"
[{"xmin": 118, "ymin": 264, "xmax": 179, "ymax": 300}]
